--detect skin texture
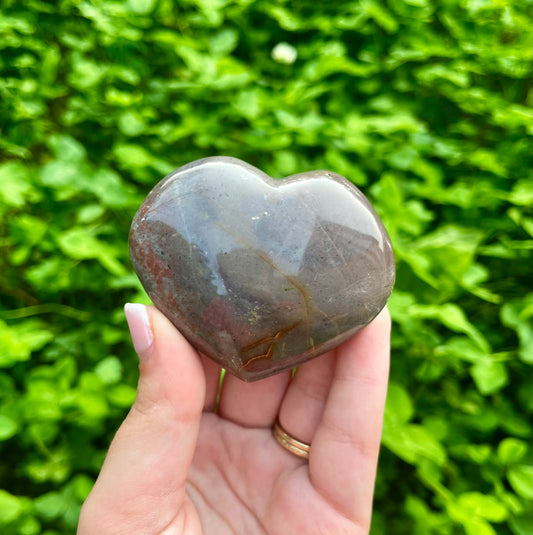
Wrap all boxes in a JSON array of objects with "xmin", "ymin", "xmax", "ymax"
[{"xmin": 77, "ymin": 305, "xmax": 391, "ymax": 535}]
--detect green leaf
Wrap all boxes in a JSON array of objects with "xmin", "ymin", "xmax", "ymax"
[
  {"xmin": 94, "ymin": 356, "xmax": 122, "ymax": 385},
  {"xmin": 86, "ymin": 168, "xmax": 136, "ymax": 208},
  {"xmin": 0, "ymin": 490, "xmax": 23, "ymax": 525},
  {"xmin": 68, "ymin": 52, "xmax": 106, "ymax": 89},
  {"xmin": 497, "ymin": 438, "xmax": 528, "ymax": 465},
  {"xmin": 77, "ymin": 204, "xmax": 105, "ymax": 224},
  {"xmin": 501, "ymin": 295, "xmax": 533, "ymax": 364},
  {"xmin": 72, "ymin": 475, "xmax": 94, "ymax": 502},
  {"xmin": 113, "ymin": 144, "xmax": 153, "ymax": 168},
  {"xmin": 63, "ymin": 388, "xmax": 109, "ymax": 421},
  {"xmin": 107, "ymin": 384, "xmax": 137, "ymax": 407},
  {"xmin": 48, "ymin": 134, "xmax": 87, "ymax": 162},
  {"xmin": 211, "ymin": 57, "xmax": 252, "ymax": 89},
  {"xmin": 471, "ymin": 359, "xmax": 508, "ymax": 395},
  {"xmin": 383, "ymin": 423, "xmax": 447, "ymax": 466},
  {"xmin": 447, "ymin": 498, "xmax": 502, "ymax": 535},
  {"xmin": 57, "ymin": 228, "xmax": 103, "ymax": 260},
  {"xmin": 233, "ymin": 89, "xmax": 262, "ymax": 120},
  {"xmin": 118, "ymin": 111, "xmax": 147, "ymax": 136},
  {"xmin": 417, "ymin": 64, "xmax": 470, "ymax": 88},
  {"xmin": 17, "ymin": 516, "xmax": 41, "ymax": 535},
  {"xmin": 507, "ymin": 465, "xmax": 533, "ymax": 499},
  {"xmin": 57, "ymin": 227, "xmax": 127, "ymax": 276},
  {"xmin": 411, "ymin": 303, "xmax": 490, "ymax": 353},
  {"xmin": 0, "ymin": 162, "xmax": 37, "ymax": 207},
  {"xmin": 462, "ymin": 517, "xmax": 497, "ymax": 535},
  {"xmin": 508, "ymin": 180, "xmax": 533, "ymax": 206},
  {"xmin": 510, "ymin": 514, "xmax": 533, "ymax": 535},
  {"xmin": 34, "ymin": 492, "xmax": 65, "ymax": 520},
  {"xmin": 384, "ymin": 382, "xmax": 414, "ymax": 428},
  {"xmin": 387, "ymin": 146, "xmax": 418, "ymax": 170},
  {"xmin": 365, "ymin": 0, "xmax": 398, "ymax": 33},
  {"xmin": 39, "ymin": 160, "xmax": 86, "ymax": 189},
  {"xmin": 436, "ymin": 336, "xmax": 485, "ymax": 363},
  {"xmin": 468, "ymin": 149, "xmax": 508, "ymax": 177},
  {"xmin": 9, "ymin": 214, "xmax": 48, "ymax": 252},
  {"xmin": 0, "ymin": 414, "xmax": 18, "ymax": 441},
  {"xmin": 24, "ymin": 448, "xmax": 70, "ymax": 484},
  {"xmin": 456, "ymin": 492, "xmax": 508, "ymax": 522},
  {"xmin": 127, "ymin": 0, "xmax": 157, "ymax": 14},
  {"xmin": 210, "ymin": 28, "xmax": 239, "ymax": 57},
  {"xmin": 0, "ymin": 320, "xmax": 54, "ymax": 368},
  {"xmin": 364, "ymin": 113, "xmax": 424, "ymax": 134}
]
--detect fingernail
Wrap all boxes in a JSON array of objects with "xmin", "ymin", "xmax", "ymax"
[{"xmin": 124, "ymin": 303, "xmax": 153, "ymax": 358}]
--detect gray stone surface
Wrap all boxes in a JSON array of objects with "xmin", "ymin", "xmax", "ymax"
[{"xmin": 129, "ymin": 157, "xmax": 395, "ymax": 381}]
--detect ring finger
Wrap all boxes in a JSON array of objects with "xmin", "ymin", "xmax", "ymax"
[{"xmin": 277, "ymin": 350, "xmax": 336, "ymax": 445}]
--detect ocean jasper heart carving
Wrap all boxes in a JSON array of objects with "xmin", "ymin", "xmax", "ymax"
[{"xmin": 129, "ymin": 157, "xmax": 395, "ymax": 381}]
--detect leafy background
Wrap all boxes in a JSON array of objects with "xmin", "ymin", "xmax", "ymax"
[{"xmin": 0, "ymin": 0, "xmax": 531, "ymax": 533}]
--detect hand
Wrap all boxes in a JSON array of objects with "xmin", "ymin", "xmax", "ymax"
[{"xmin": 78, "ymin": 304, "xmax": 391, "ymax": 535}]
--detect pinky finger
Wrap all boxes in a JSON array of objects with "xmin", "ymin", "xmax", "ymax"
[{"xmin": 309, "ymin": 308, "xmax": 391, "ymax": 529}]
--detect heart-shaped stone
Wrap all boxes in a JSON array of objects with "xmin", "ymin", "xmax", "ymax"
[{"xmin": 129, "ymin": 157, "xmax": 395, "ymax": 381}]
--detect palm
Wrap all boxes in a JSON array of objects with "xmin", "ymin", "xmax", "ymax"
[
  {"xmin": 78, "ymin": 306, "xmax": 390, "ymax": 535},
  {"xmin": 186, "ymin": 413, "xmax": 366, "ymax": 534}
]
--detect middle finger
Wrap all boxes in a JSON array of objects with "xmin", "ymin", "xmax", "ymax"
[{"xmin": 217, "ymin": 369, "xmax": 291, "ymax": 428}]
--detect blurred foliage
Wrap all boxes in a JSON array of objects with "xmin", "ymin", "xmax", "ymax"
[{"xmin": 0, "ymin": 0, "xmax": 531, "ymax": 533}]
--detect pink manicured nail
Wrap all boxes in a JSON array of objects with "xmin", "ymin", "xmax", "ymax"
[{"xmin": 124, "ymin": 303, "xmax": 153, "ymax": 358}]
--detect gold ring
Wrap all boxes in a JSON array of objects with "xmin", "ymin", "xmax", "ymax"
[{"xmin": 272, "ymin": 418, "xmax": 310, "ymax": 460}]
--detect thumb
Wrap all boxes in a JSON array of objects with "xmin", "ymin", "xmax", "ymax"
[{"xmin": 78, "ymin": 304, "xmax": 205, "ymax": 534}]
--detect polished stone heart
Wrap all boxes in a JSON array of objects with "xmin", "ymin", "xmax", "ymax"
[{"xmin": 129, "ymin": 157, "xmax": 395, "ymax": 381}]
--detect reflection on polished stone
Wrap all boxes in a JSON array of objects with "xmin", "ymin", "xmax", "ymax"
[{"xmin": 129, "ymin": 157, "xmax": 395, "ymax": 381}]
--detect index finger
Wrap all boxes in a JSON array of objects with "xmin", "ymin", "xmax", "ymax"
[{"xmin": 309, "ymin": 307, "xmax": 391, "ymax": 530}]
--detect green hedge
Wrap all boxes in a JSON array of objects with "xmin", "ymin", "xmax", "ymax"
[{"xmin": 0, "ymin": 0, "xmax": 531, "ymax": 533}]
